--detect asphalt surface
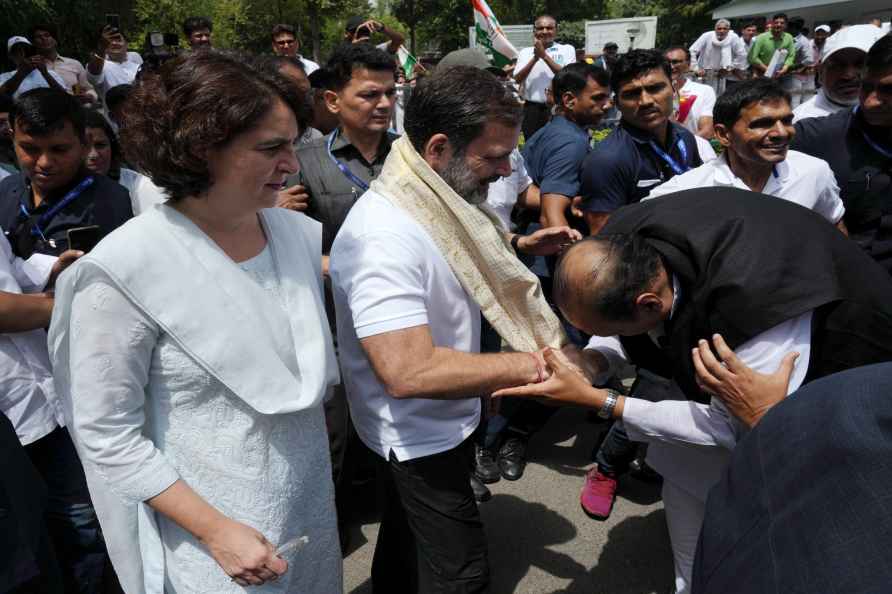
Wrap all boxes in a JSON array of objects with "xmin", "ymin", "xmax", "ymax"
[{"xmin": 342, "ymin": 407, "xmax": 674, "ymax": 594}]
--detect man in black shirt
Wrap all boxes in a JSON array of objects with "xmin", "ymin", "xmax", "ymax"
[
  {"xmin": 0, "ymin": 88, "xmax": 131, "ymax": 258},
  {"xmin": 791, "ymin": 35, "xmax": 892, "ymax": 272}
]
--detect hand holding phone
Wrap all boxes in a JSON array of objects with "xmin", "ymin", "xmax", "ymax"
[{"xmin": 66, "ymin": 225, "xmax": 101, "ymax": 253}]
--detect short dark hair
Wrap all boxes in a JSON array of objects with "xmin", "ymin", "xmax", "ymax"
[
  {"xmin": 664, "ymin": 46, "xmax": 690, "ymax": 61},
  {"xmin": 552, "ymin": 62, "xmax": 609, "ymax": 104},
  {"xmin": 251, "ymin": 55, "xmax": 310, "ymax": 130},
  {"xmin": 256, "ymin": 54, "xmax": 306, "ymax": 74},
  {"xmin": 772, "ymin": 13, "xmax": 788, "ymax": 21},
  {"xmin": 866, "ymin": 34, "xmax": 892, "ymax": 75},
  {"xmin": 610, "ymin": 49, "xmax": 671, "ymax": 93},
  {"xmin": 29, "ymin": 23, "xmax": 58, "ymax": 40},
  {"xmin": 404, "ymin": 65, "xmax": 522, "ymax": 155},
  {"xmin": 104, "ymin": 84, "xmax": 133, "ymax": 113},
  {"xmin": 308, "ymin": 68, "xmax": 334, "ymax": 90},
  {"xmin": 0, "ymin": 93, "xmax": 14, "ymax": 114},
  {"xmin": 743, "ymin": 22, "xmax": 758, "ymax": 29},
  {"xmin": 713, "ymin": 78, "xmax": 790, "ymax": 128},
  {"xmin": 271, "ymin": 23, "xmax": 296, "ymax": 40},
  {"xmin": 84, "ymin": 109, "xmax": 121, "ymax": 173},
  {"xmin": 10, "ymin": 88, "xmax": 86, "ymax": 142},
  {"xmin": 554, "ymin": 234, "xmax": 664, "ymax": 322},
  {"xmin": 183, "ymin": 16, "xmax": 212, "ymax": 36},
  {"xmin": 122, "ymin": 50, "xmax": 306, "ymax": 202},
  {"xmin": 535, "ymin": 14, "xmax": 557, "ymax": 25},
  {"xmin": 325, "ymin": 42, "xmax": 395, "ymax": 91}
]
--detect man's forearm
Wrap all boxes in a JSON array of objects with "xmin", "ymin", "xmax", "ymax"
[
  {"xmin": 87, "ymin": 53, "xmax": 104, "ymax": 76},
  {"xmin": 0, "ymin": 291, "xmax": 54, "ymax": 332},
  {"xmin": 513, "ymin": 58, "xmax": 537, "ymax": 85},
  {"xmin": 540, "ymin": 193, "xmax": 571, "ymax": 228},
  {"xmin": 541, "ymin": 52, "xmax": 562, "ymax": 74},
  {"xmin": 387, "ymin": 348, "xmax": 540, "ymax": 400},
  {"xmin": 0, "ymin": 71, "xmax": 26, "ymax": 96}
]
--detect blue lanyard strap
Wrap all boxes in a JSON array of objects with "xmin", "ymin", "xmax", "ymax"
[
  {"xmin": 648, "ymin": 137, "xmax": 690, "ymax": 176},
  {"xmin": 853, "ymin": 106, "xmax": 892, "ymax": 159},
  {"xmin": 326, "ymin": 129, "xmax": 370, "ymax": 193},
  {"xmin": 22, "ymin": 176, "xmax": 95, "ymax": 239}
]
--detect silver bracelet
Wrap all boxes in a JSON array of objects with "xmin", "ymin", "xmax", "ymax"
[{"xmin": 597, "ymin": 389, "xmax": 620, "ymax": 420}]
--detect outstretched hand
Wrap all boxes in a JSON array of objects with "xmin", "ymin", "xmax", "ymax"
[
  {"xmin": 516, "ymin": 226, "xmax": 582, "ymax": 256},
  {"xmin": 692, "ymin": 334, "xmax": 798, "ymax": 428},
  {"xmin": 494, "ymin": 347, "xmax": 597, "ymax": 407}
]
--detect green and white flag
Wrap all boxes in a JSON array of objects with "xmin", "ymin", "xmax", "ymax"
[
  {"xmin": 397, "ymin": 45, "xmax": 418, "ymax": 78},
  {"xmin": 471, "ymin": 0, "xmax": 518, "ymax": 67}
]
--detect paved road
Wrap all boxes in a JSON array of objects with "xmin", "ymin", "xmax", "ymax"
[{"xmin": 343, "ymin": 407, "xmax": 674, "ymax": 593}]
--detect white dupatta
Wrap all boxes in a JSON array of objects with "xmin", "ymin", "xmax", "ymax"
[{"xmin": 47, "ymin": 204, "xmax": 339, "ymax": 593}]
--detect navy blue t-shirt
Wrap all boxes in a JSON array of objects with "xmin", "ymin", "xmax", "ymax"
[
  {"xmin": 521, "ymin": 115, "xmax": 591, "ymax": 198},
  {"xmin": 580, "ymin": 121, "xmax": 701, "ymax": 213}
]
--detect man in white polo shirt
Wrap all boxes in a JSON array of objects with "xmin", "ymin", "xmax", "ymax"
[
  {"xmin": 331, "ymin": 65, "xmax": 579, "ymax": 593},
  {"xmin": 513, "ymin": 14, "xmax": 576, "ymax": 139},
  {"xmin": 86, "ymin": 26, "xmax": 142, "ymax": 99},
  {"xmin": 665, "ymin": 46, "xmax": 716, "ymax": 139},
  {"xmin": 647, "ymin": 78, "xmax": 845, "ymax": 231}
]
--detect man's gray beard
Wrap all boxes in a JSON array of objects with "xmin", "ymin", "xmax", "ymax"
[{"xmin": 440, "ymin": 153, "xmax": 489, "ymax": 205}]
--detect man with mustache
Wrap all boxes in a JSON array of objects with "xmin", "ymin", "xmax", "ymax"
[
  {"xmin": 647, "ymin": 78, "xmax": 845, "ymax": 233},
  {"xmin": 514, "ymin": 14, "xmax": 577, "ymax": 140},
  {"xmin": 330, "ymin": 65, "xmax": 579, "ymax": 593},
  {"xmin": 793, "ymin": 24, "xmax": 885, "ymax": 122},
  {"xmin": 791, "ymin": 34, "xmax": 892, "ymax": 273}
]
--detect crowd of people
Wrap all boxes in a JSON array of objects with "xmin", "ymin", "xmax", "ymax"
[{"xmin": 0, "ymin": 9, "xmax": 891, "ymax": 594}]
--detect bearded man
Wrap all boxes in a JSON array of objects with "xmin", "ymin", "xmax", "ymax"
[{"xmin": 329, "ymin": 65, "xmax": 581, "ymax": 593}]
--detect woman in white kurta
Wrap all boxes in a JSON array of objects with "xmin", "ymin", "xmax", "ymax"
[{"xmin": 48, "ymin": 51, "xmax": 341, "ymax": 593}]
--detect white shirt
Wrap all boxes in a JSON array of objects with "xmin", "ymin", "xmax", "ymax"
[
  {"xmin": 586, "ymin": 289, "xmax": 813, "ymax": 500},
  {"xmin": 0, "ymin": 68, "xmax": 69, "ymax": 98},
  {"xmin": 0, "ymin": 233, "xmax": 59, "ymax": 445},
  {"xmin": 87, "ymin": 52, "xmax": 142, "ymax": 93},
  {"xmin": 677, "ymin": 79, "xmax": 716, "ymax": 137},
  {"xmin": 299, "ymin": 55, "xmax": 319, "ymax": 75},
  {"xmin": 695, "ymin": 136, "xmax": 717, "ymax": 163},
  {"xmin": 645, "ymin": 150, "xmax": 845, "ymax": 223},
  {"xmin": 514, "ymin": 43, "xmax": 576, "ymax": 103},
  {"xmin": 330, "ymin": 190, "xmax": 481, "ymax": 461},
  {"xmin": 118, "ymin": 168, "xmax": 166, "ymax": 215},
  {"xmin": 792, "ymin": 89, "xmax": 849, "ymax": 123},
  {"xmin": 484, "ymin": 149, "xmax": 532, "ymax": 231}
]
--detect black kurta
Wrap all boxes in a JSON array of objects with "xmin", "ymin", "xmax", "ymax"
[{"xmin": 600, "ymin": 187, "xmax": 892, "ymax": 403}]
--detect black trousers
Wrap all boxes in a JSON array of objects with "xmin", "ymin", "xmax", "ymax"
[
  {"xmin": 521, "ymin": 101, "xmax": 550, "ymax": 141},
  {"xmin": 371, "ymin": 436, "xmax": 489, "ymax": 594}
]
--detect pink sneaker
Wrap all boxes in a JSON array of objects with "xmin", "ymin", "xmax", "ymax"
[{"xmin": 580, "ymin": 468, "xmax": 617, "ymax": 520}]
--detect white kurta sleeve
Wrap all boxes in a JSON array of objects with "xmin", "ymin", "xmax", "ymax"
[
  {"xmin": 622, "ymin": 396, "xmax": 740, "ymax": 449},
  {"xmin": 584, "ymin": 334, "xmax": 628, "ymax": 385},
  {"xmin": 68, "ymin": 279, "xmax": 180, "ymax": 504}
]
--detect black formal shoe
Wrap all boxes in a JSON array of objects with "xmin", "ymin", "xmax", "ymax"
[
  {"xmin": 629, "ymin": 457, "xmax": 663, "ymax": 484},
  {"xmin": 470, "ymin": 474, "xmax": 491, "ymax": 503},
  {"xmin": 474, "ymin": 444, "xmax": 501, "ymax": 484},
  {"xmin": 498, "ymin": 436, "xmax": 527, "ymax": 481}
]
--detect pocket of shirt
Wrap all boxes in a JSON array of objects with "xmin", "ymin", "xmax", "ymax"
[{"xmin": 636, "ymin": 179, "xmax": 662, "ymax": 188}]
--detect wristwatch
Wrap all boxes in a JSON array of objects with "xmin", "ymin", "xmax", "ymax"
[
  {"xmin": 510, "ymin": 234, "xmax": 522, "ymax": 252},
  {"xmin": 597, "ymin": 389, "xmax": 620, "ymax": 420}
]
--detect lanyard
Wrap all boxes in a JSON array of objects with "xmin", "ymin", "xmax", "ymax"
[
  {"xmin": 21, "ymin": 176, "xmax": 95, "ymax": 240},
  {"xmin": 649, "ymin": 137, "xmax": 690, "ymax": 176},
  {"xmin": 853, "ymin": 106, "xmax": 892, "ymax": 159},
  {"xmin": 326, "ymin": 129, "xmax": 370, "ymax": 193}
]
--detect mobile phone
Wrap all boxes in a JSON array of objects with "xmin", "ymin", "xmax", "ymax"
[
  {"xmin": 149, "ymin": 32, "xmax": 164, "ymax": 47},
  {"xmin": 66, "ymin": 225, "xmax": 101, "ymax": 252},
  {"xmin": 106, "ymin": 14, "xmax": 121, "ymax": 32}
]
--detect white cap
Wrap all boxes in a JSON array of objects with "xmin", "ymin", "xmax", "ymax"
[
  {"xmin": 815, "ymin": 25, "xmax": 831, "ymax": 33},
  {"xmin": 822, "ymin": 24, "xmax": 885, "ymax": 62},
  {"xmin": 6, "ymin": 36, "xmax": 30, "ymax": 53}
]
